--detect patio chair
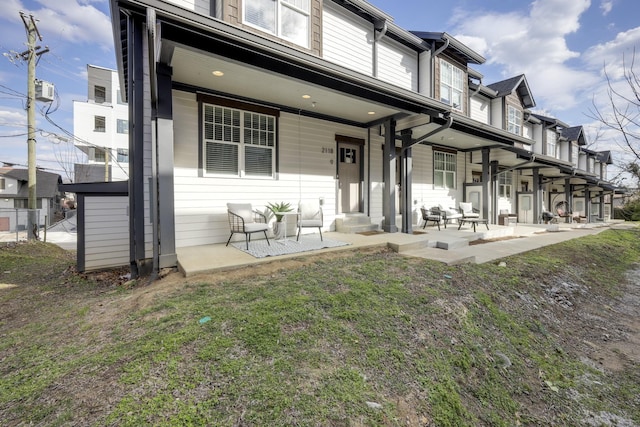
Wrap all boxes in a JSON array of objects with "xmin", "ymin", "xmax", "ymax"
[
  {"xmin": 420, "ymin": 206, "xmax": 441, "ymax": 230},
  {"xmin": 297, "ymin": 201, "xmax": 323, "ymax": 241},
  {"xmin": 434, "ymin": 205, "xmax": 462, "ymax": 228},
  {"xmin": 459, "ymin": 202, "xmax": 480, "ymax": 219},
  {"xmin": 226, "ymin": 203, "xmax": 270, "ymax": 250},
  {"xmin": 555, "ymin": 200, "xmax": 573, "ymax": 222}
]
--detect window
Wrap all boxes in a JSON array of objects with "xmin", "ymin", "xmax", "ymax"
[
  {"xmin": 117, "ymin": 119, "xmax": 129, "ymax": 134},
  {"xmin": 203, "ymin": 103, "xmax": 276, "ymax": 178},
  {"xmin": 94, "ymin": 116, "xmax": 106, "ymax": 132},
  {"xmin": 243, "ymin": 0, "xmax": 310, "ymax": 48},
  {"xmin": 507, "ymin": 106, "xmax": 522, "ymax": 135},
  {"xmin": 94, "ymin": 148, "xmax": 106, "ymax": 163},
  {"xmin": 0, "ymin": 178, "xmax": 4, "ymax": 190},
  {"xmin": 434, "ymin": 150, "xmax": 456, "ymax": 189},
  {"xmin": 117, "ymin": 148, "xmax": 129, "ymax": 163},
  {"xmin": 498, "ymin": 171, "xmax": 513, "ymax": 198},
  {"xmin": 94, "ymin": 85, "xmax": 106, "ymax": 104},
  {"xmin": 14, "ymin": 199, "xmax": 42, "ymax": 209},
  {"xmin": 440, "ymin": 60, "xmax": 463, "ymax": 111},
  {"xmin": 546, "ymin": 138, "xmax": 557, "ymax": 158}
]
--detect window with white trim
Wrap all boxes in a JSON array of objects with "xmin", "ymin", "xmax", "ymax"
[
  {"xmin": 439, "ymin": 60, "xmax": 463, "ymax": 111},
  {"xmin": 546, "ymin": 136, "xmax": 557, "ymax": 158},
  {"xmin": 94, "ymin": 85, "xmax": 106, "ymax": 104},
  {"xmin": 498, "ymin": 171, "xmax": 513, "ymax": 198},
  {"xmin": 243, "ymin": 0, "xmax": 310, "ymax": 48},
  {"xmin": 434, "ymin": 150, "xmax": 456, "ymax": 189},
  {"xmin": 203, "ymin": 103, "xmax": 276, "ymax": 178},
  {"xmin": 117, "ymin": 148, "xmax": 129, "ymax": 163},
  {"xmin": 94, "ymin": 116, "xmax": 105, "ymax": 132},
  {"xmin": 507, "ymin": 106, "xmax": 522, "ymax": 135},
  {"xmin": 0, "ymin": 178, "xmax": 4, "ymax": 190},
  {"xmin": 117, "ymin": 119, "xmax": 128, "ymax": 134}
]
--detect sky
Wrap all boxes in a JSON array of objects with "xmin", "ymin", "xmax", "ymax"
[{"xmin": 0, "ymin": 0, "xmax": 638, "ymax": 182}]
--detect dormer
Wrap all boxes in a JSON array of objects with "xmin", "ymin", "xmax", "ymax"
[
  {"xmin": 595, "ymin": 150, "xmax": 613, "ymax": 181},
  {"xmin": 486, "ymin": 75, "xmax": 535, "ymax": 137},
  {"xmin": 411, "ymin": 32, "xmax": 485, "ymax": 115},
  {"xmin": 561, "ymin": 126, "xmax": 587, "ymax": 168},
  {"xmin": 531, "ymin": 114, "xmax": 569, "ymax": 161}
]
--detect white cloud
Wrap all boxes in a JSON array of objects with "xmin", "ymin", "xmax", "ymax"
[
  {"xmin": 450, "ymin": 0, "xmax": 596, "ymax": 113},
  {"xmin": 582, "ymin": 27, "xmax": 640, "ymax": 79},
  {"xmin": 600, "ymin": 0, "xmax": 613, "ymax": 15},
  {"xmin": 25, "ymin": 0, "xmax": 113, "ymax": 51}
]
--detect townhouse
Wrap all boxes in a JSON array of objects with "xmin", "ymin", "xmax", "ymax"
[{"xmin": 105, "ymin": 0, "xmax": 616, "ymax": 276}]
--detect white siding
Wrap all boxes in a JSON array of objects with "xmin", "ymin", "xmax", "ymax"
[
  {"xmin": 322, "ymin": 3, "xmax": 373, "ymax": 77},
  {"xmin": 84, "ymin": 196, "xmax": 129, "ymax": 271},
  {"xmin": 418, "ymin": 50, "xmax": 431, "ymax": 96},
  {"xmin": 162, "ymin": 0, "xmax": 209, "ymax": 14},
  {"xmin": 523, "ymin": 122, "xmax": 533, "ymax": 140},
  {"xmin": 470, "ymin": 95, "xmax": 490, "ymax": 124},
  {"xmin": 377, "ymin": 37, "xmax": 417, "ymax": 91},
  {"xmin": 172, "ymin": 91, "xmax": 369, "ymax": 247},
  {"xmin": 143, "ymin": 40, "xmax": 154, "ymax": 259},
  {"xmin": 411, "ymin": 144, "xmax": 463, "ymax": 216}
]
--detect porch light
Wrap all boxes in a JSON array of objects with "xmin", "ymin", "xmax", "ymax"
[
  {"xmin": 212, "ymin": 70, "xmax": 224, "ymax": 77},
  {"xmin": 302, "ymin": 94, "xmax": 311, "ymax": 99},
  {"xmin": 368, "ymin": 111, "xmax": 376, "ymax": 115}
]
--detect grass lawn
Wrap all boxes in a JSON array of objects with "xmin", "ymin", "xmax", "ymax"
[{"xmin": 1, "ymin": 226, "xmax": 639, "ymax": 426}]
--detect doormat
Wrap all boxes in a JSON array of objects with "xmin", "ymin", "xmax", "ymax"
[
  {"xmin": 356, "ymin": 230, "xmax": 386, "ymax": 236},
  {"xmin": 231, "ymin": 235, "xmax": 350, "ymax": 258}
]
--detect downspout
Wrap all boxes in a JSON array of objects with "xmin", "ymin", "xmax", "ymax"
[
  {"xmin": 147, "ymin": 8, "xmax": 160, "ymax": 282},
  {"xmin": 431, "ymin": 39, "xmax": 450, "ymax": 96},
  {"xmin": 372, "ymin": 19, "xmax": 387, "ymax": 78}
]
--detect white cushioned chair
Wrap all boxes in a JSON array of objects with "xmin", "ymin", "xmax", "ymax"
[
  {"xmin": 226, "ymin": 203, "xmax": 270, "ymax": 250},
  {"xmin": 297, "ymin": 201, "xmax": 323, "ymax": 241},
  {"xmin": 459, "ymin": 202, "xmax": 480, "ymax": 219}
]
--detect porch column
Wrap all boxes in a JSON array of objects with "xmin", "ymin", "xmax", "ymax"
[
  {"xmin": 481, "ymin": 148, "xmax": 490, "ymax": 220},
  {"xmin": 584, "ymin": 189, "xmax": 591, "ymax": 222},
  {"xmin": 490, "ymin": 160, "xmax": 499, "ymax": 223},
  {"xmin": 400, "ymin": 129, "xmax": 413, "ymax": 234},
  {"xmin": 155, "ymin": 63, "xmax": 177, "ymax": 268},
  {"xmin": 382, "ymin": 119, "xmax": 398, "ymax": 233},
  {"xmin": 532, "ymin": 168, "xmax": 541, "ymax": 223},
  {"xmin": 564, "ymin": 177, "xmax": 572, "ymax": 223},
  {"xmin": 600, "ymin": 194, "xmax": 606, "ymax": 220},
  {"xmin": 129, "ymin": 15, "xmax": 147, "ymax": 277}
]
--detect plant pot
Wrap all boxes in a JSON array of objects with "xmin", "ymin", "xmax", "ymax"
[{"xmin": 273, "ymin": 221, "xmax": 286, "ymax": 239}]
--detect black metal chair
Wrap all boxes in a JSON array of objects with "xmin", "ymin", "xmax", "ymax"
[{"xmin": 420, "ymin": 206, "xmax": 441, "ymax": 230}]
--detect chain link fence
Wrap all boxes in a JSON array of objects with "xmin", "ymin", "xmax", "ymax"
[{"xmin": 0, "ymin": 208, "xmax": 43, "ymax": 243}]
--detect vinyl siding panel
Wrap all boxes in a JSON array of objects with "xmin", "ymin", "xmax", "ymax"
[
  {"xmin": 142, "ymin": 40, "xmax": 154, "ymax": 259},
  {"xmin": 84, "ymin": 197, "xmax": 129, "ymax": 271},
  {"xmin": 470, "ymin": 95, "xmax": 490, "ymax": 124},
  {"xmin": 411, "ymin": 144, "xmax": 463, "ymax": 214},
  {"xmin": 322, "ymin": 3, "xmax": 373, "ymax": 77},
  {"xmin": 172, "ymin": 91, "xmax": 369, "ymax": 247},
  {"xmin": 377, "ymin": 38, "xmax": 417, "ymax": 91},
  {"xmin": 163, "ymin": 0, "xmax": 209, "ymax": 15}
]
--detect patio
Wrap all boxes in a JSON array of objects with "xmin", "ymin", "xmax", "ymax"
[{"xmin": 176, "ymin": 222, "xmax": 613, "ymax": 277}]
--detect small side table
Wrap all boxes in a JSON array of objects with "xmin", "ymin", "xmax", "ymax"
[{"xmin": 276, "ymin": 211, "xmax": 299, "ymax": 244}]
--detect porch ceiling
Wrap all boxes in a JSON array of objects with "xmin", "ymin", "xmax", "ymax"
[{"xmin": 169, "ymin": 45, "xmax": 414, "ymax": 126}]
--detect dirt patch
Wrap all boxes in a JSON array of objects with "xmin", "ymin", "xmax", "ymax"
[{"xmin": 468, "ymin": 235, "xmax": 523, "ymax": 245}]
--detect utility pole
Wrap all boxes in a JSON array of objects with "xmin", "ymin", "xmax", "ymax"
[{"xmin": 19, "ymin": 12, "xmax": 48, "ymax": 240}]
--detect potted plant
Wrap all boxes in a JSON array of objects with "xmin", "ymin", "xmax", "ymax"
[{"xmin": 266, "ymin": 201, "xmax": 293, "ymax": 238}]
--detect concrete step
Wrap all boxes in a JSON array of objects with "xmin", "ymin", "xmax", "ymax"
[{"xmin": 335, "ymin": 214, "xmax": 378, "ymax": 233}]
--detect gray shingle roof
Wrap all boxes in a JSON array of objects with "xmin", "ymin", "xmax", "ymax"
[
  {"xmin": 486, "ymin": 74, "xmax": 535, "ymax": 108},
  {"xmin": 0, "ymin": 168, "xmax": 63, "ymax": 198}
]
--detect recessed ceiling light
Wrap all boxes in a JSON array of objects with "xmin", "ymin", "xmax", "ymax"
[
  {"xmin": 302, "ymin": 94, "xmax": 311, "ymax": 99},
  {"xmin": 212, "ymin": 70, "xmax": 224, "ymax": 77},
  {"xmin": 367, "ymin": 111, "xmax": 376, "ymax": 115}
]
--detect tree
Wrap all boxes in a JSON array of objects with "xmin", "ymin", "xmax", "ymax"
[{"xmin": 588, "ymin": 48, "xmax": 640, "ymax": 188}]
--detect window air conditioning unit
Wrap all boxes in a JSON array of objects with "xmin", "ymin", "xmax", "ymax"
[{"xmin": 35, "ymin": 80, "xmax": 55, "ymax": 102}]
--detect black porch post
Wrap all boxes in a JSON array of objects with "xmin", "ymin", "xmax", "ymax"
[
  {"xmin": 533, "ymin": 168, "xmax": 541, "ymax": 223},
  {"xmin": 564, "ymin": 177, "xmax": 572, "ymax": 223}
]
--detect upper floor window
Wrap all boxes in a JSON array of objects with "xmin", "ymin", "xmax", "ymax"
[
  {"xmin": 434, "ymin": 150, "xmax": 456, "ymax": 189},
  {"xmin": 498, "ymin": 171, "xmax": 513, "ymax": 198},
  {"xmin": 507, "ymin": 106, "xmax": 522, "ymax": 135},
  {"xmin": 117, "ymin": 148, "xmax": 129, "ymax": 163},
  {"xmin": 440, "ymin": 60, "xmax": 463, "ymax": 111},
  {"xmin": 94, "ymin": 116, "xmax": 106, "ymax": 132},
  {"xmin": 117, "ymin": 119, "xmax": 129, "ymax": 134},
  {"xmin": 0, "ymin": 178, "xmax": 5, "ymax": 190},
  {"xmin": 546, "ymin": 137, "xmax": 557, "ymax": 158},
  {"xmin": 94, "ymin": 148, "xmax": 106, "ymax": 163},
  {"xmin": 94, "ymin": 85, "xmax": 106, "ymax": 104},
  {"xmin": 243, "ymin": 0, "xmax": 310, "ymax": 48},
  {"xmin": 202, "ymin": 103, "xmax": 276, "ymax": 178}
]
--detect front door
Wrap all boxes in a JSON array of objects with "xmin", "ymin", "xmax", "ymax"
[{"xmin": 338, "ymin": 142, "xmax": 361, "ymax": 213}]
